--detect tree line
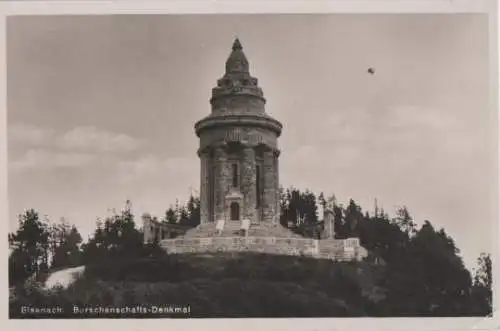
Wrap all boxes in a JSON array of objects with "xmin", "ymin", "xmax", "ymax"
[
  {"xmin": 9, "ymin": 210, "xmax": 83, "ymax": 285},
  {"xmin": 279, "ymin": 187, "xmax": 492, "ymax": 315},
  {"xmin": 8, "ymin": 187, "xmax": 492, "ymax": 316},
  {"xmin": 8, "ymin": 193, "xmax": 200, "ymax": 285}
]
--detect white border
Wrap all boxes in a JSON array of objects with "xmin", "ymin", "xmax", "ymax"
[{"xmin": 0, "ymin": 1, "xmax": 498, "ymax": 331}]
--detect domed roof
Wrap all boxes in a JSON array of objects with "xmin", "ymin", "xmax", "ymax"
[
  {"xmin": 195, "ymin": 38, "xmax": 283, "ymax": 138},
  {"xmin": 210, "ymin": 38, "xmax": 265, "ymax": 103}
]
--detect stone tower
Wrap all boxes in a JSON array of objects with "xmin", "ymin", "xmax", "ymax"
[{"xmin": 195, "ymin": 38, "xmax": 282, "ymax": 225}]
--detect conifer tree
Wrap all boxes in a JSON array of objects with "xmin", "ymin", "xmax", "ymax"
[{"xmin": 165, "ymin": 206, "xmax": 177, "ymax": 224}]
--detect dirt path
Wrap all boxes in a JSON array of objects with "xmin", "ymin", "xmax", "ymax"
[{"xmin": 44, "ymin": 265, "xmax": 85, "ymax": 289}]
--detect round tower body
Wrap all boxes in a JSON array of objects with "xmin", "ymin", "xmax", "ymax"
[{"xmin": 195, "ymin": 39, "xmax": 282, "ymax": 225}]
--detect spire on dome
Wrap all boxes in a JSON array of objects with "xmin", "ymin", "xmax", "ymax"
[
  {"xmin": 232, "ymin": 38, "xmax": 243, "ymax": 51},
  {"xmin": 225, "ymin": 37, "xmax": 249, "ymax": 74},
  {"xmin": 210, "ymin": 37, "xmax": 267, "ymax": 109}
]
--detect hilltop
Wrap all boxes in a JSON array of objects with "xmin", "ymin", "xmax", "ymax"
[
  {"xmin": 8, "ymin": 192, "xmax": 492, "ymax": 317},
  {"xmin": 12, "ymin": 252, "xmax": 387, "ymax": 318}
]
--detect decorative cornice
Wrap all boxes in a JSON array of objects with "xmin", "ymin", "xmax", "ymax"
[
  {"xmin": 210, "ymin": 90, "xmax": 266, "ymax": 104},
  {"xmin": 197, "ymin": 143, "xmax": 280, "ymax": 158},
  {"xmin": 195, "ymin": 114, "xmax": 282, "ymax": 137}
]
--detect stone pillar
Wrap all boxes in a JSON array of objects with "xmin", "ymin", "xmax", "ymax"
[
  {"xmin": 323, "ymin": 209, "xmax": 335, "ymax": 239},
  {"xmin": 199, "ymin": 150, "xmax": 210, "ymax": 224},
  {"xmin": 214, "ymin": 146, "xmax": 228, "ymax": 221},
  {"xmin": 143, "ymin": 216, "xmax": 153, "ymax": 244},
  {"xmin": 242, "ymin": 146, "xmax": 257, "ymax": 223},
  {"xmin": 262, "ymin": 149, "xmax": 276, "ymax": 223},
  {"xmin": 274, "ymin": 150, "xmax": 280, "ymax": 225}
]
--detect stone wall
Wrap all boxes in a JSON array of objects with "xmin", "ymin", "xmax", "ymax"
[
  {"xmin": 159, "ymin": 236, "xmax": 368, "ymax": 261},
  {"xmin": 318, "ymin": 238, "xmax": 367, "ymax": 261},
  {"xmin": 143, "ymin": 218, "xmax": 192, "ymax": 244}
]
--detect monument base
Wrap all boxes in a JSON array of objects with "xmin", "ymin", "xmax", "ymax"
[{"xmin": 159, "ymin": 221, "xmax": 368, "ymax": 262}]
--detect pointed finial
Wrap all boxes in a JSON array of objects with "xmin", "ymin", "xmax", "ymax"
[{"xmin": 232, "ymin": 38, "xmax": 243, "ymax": 51}]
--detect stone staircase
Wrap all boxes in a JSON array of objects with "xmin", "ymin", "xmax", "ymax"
[
  {"xmin": 221, "ymin": 221, "xmax": 243, "ymax": 236},
  {"xmin": 246, "ymin": 222, "xmax": 302, "ymax": 238},
  {"xmin": 182, "ymin": 222, "xmax": 218, "ymax": 238},
  {"xmin": 183, "ymin": 221, "xmax": 303, "ymax": 239}
]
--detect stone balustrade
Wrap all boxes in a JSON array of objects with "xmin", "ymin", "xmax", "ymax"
[{"xmin": 159, "ymin": 236, "xmax": 368, "ymax": 261}]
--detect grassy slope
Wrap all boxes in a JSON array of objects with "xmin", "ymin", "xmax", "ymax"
[{"xmin": 11, "ymin": 252, "xmax": 386, "ymax": 318}]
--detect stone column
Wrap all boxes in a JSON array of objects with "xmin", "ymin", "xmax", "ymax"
[
  {"xmin": 323, "ymin": 210, "xmax": 335, "ymax": 239},
  {"xmin": 143, "ymin": 216, "xmax": 153, "ymax": 244},
  {"xmin": 274, "ymin": 150, "xmax": 280, "ymax": 225},
  {"xmin": 214, "ymin": 146, "xmax": 228, "ymax": 221},
  {"xmin": 199, "ymin": 149, "xmax": 210, "ymax": 224},
  {"xmin": 262, "ymin": 148, "xmax": 276, "ymax": 223},
  {"xmin": 242, "ymin": 146, "xmax": 257, "ymax": 223}
]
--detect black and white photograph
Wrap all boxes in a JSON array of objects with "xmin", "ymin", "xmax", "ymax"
[{"xmin": 4, "ymin": 1, "xmax": 497, "ymax": 324}]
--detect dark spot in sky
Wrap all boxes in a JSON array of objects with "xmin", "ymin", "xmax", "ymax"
[{"xmin": 367, "ymin": 68, "xmax": 375, "ymax": 75}]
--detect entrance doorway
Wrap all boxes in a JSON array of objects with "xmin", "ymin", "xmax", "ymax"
[{"xmin": 230, "ymin": 202, "xmax": 240, "ymax": 221}]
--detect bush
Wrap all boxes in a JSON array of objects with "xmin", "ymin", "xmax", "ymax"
[
  {"xmin": 10, "ymin": 277, "xmax": 359, "ymax": 318},
  {"xmin": 10, "ymin": 252, "xmax": 378, "ymax": 318}
]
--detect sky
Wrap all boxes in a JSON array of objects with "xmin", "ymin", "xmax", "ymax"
[{"xmin": 6, "ymin": 14, "xmax": 495, "ymax": 271}]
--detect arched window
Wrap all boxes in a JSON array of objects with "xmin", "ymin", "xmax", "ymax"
[{"xmin": 232, "ymin": 163, "xmax": 238, "ymax": 188}]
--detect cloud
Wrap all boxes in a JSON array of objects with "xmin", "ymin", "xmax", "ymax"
[
  {"xmin": 9, "ymin": 123, "xmax": 144, "ymax": 154},
  {"xmin": 388, "ymin": 106, "xmax": 461, "ymax": 131},
  {"xmin": 59, "ymin": 126, "xmax": 142, "ymax": 153},
  {"xmin": 8, "ymin": 124, "xmax": 145, "ymax": 172},
  {"xmin": 117, "ymin": 155, "xmax": 162, "ymax": 178},
  {"xmin": 280, "ymin": 104, "xmax": 484, "ymax": 197},
  {"xmin": 116, "ymin": 155, "xmax": 198, "ymax": 184},
  {"xmin": 9, "ymin": 149, "xmax": 98, "ymax": 171},
  {"xmin": 8, "ymin": 123, "xmax": 54, "ymax": 146},
  {"xmin": 8, "ymin": 126, "xmax": 199, "ymax": 180},
  {"xmin": 312, "ymin": 105, "xmax": 476, "ymax": 163}
]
